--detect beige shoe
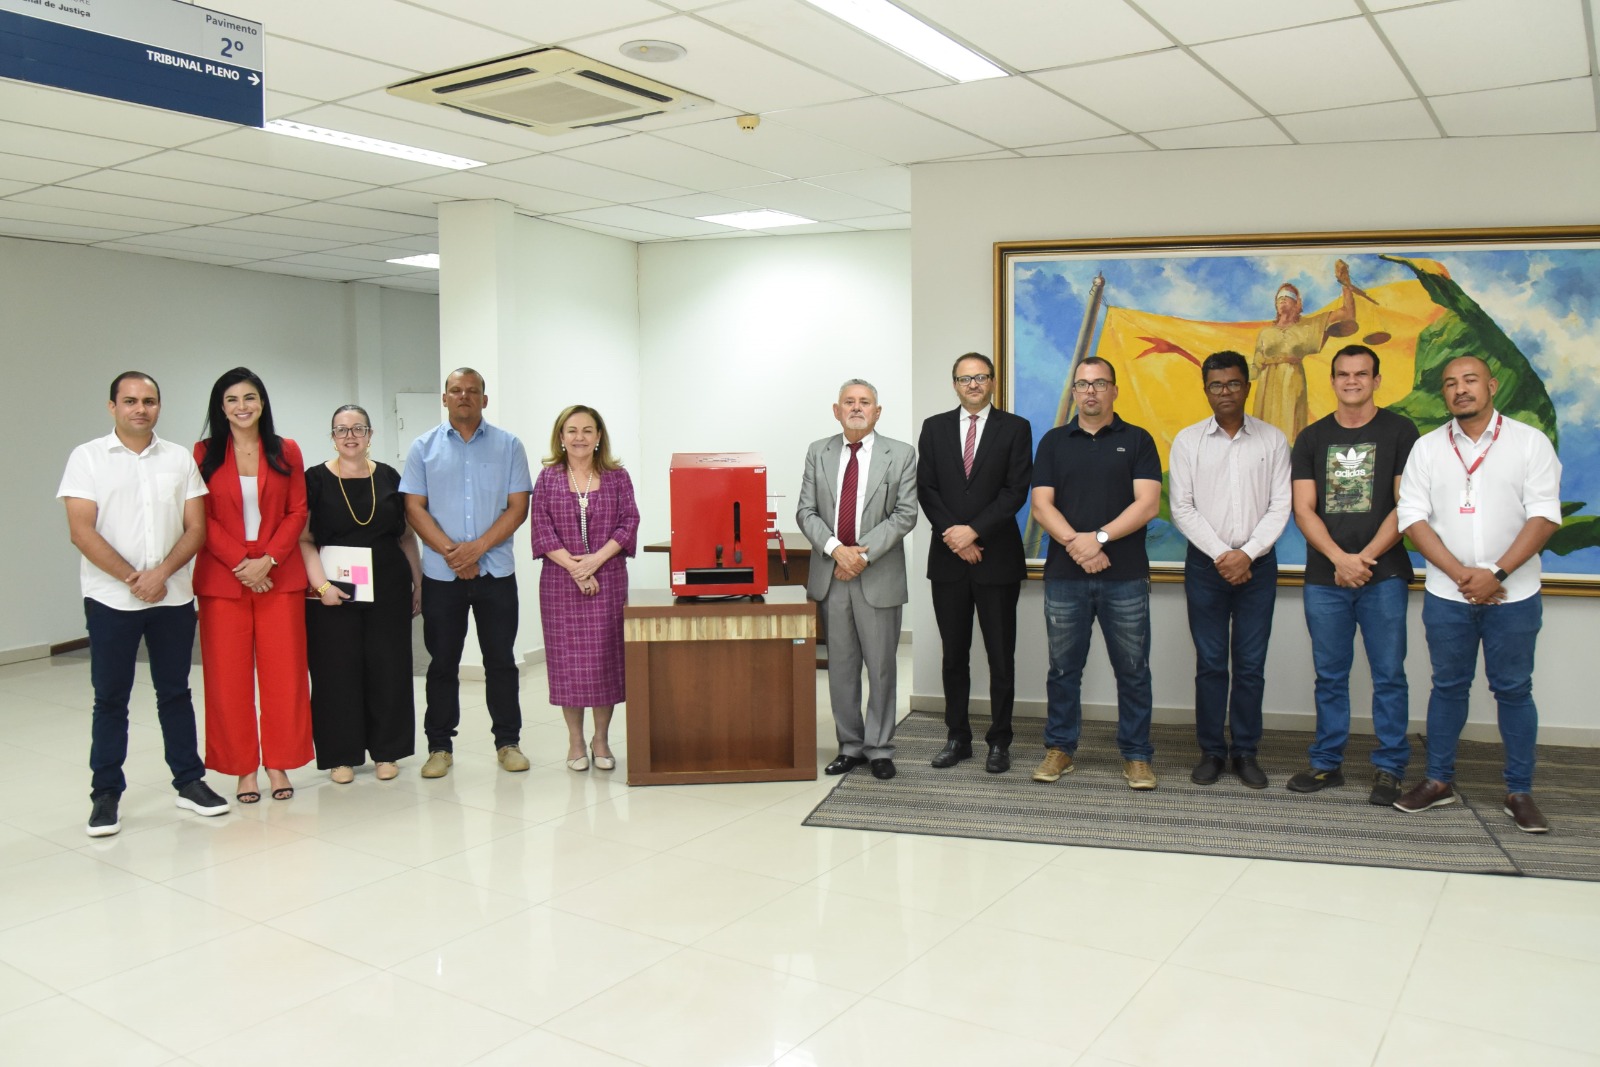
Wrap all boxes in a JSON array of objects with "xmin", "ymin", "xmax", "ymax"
[
  {"xmin": 374, "ymin": 762, "xmax": 399, "ymax": 781},
  {"xmin": 566, "ymin": 753, "xmax": 590, "ymax": 772},
  {"xmin": 1031, "ymin": 748, "xmax": 1074, "ymax": 782},
  {"xmin": 1123, "ymin": 759, "xmax": 1158, "ymax": 790},
  {"xmin": 330, "ymin": 766, "xmax": 355, "ymax": 785},
  {"xmin": 420, "ymin": 751, "xmax": 453, "ymax": 779},
  {"xmin": 497, "ymin": 744, "xmax": 530, "ymax": 772}
]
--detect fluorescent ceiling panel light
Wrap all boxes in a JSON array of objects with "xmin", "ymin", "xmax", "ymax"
[
  {"xmin": 386, "ymin": 253, "xmax": 440, "ymax": 269},
  {"xmin": 264, "ymin": 120, "xmax": 485, "ymax": 170},
  {"xmin": 799, "ymin": 0, "xmax": 1006, "ymax": 82},
  {"xmin": 698, "ymin": 210, "xmax": 817, "ymax": 229}
]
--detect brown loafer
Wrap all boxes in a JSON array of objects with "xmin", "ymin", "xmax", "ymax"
[
  {"xmin": 1394, "ymin": 778, "xmax": 1457, "ymax": 813},
  {"xmin": 1503, "ymin": 792, "xmax": 1550, "ymax": 834}
]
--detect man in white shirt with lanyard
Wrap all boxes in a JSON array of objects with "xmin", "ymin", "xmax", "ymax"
[
  {"xmin": 59, "ymin": 371, "xmax": 230, "ymax": 837},
  {"xmin": 1393, "ymin": 355, "xmax": 1561, "ymax": 832}
]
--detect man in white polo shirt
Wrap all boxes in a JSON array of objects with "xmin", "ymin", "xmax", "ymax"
[
  {"xmin": 1393, "ymin": 355, "xmax": 1562, "ymax": 833},
  {"xmin": 59, "ymin": 371, "xmax": 230, "ymax": 837}
]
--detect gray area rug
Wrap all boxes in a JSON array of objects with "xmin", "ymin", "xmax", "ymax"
[{"xmin": 804, "ymin": 712, "xmax": 1600, "ymax": 882}]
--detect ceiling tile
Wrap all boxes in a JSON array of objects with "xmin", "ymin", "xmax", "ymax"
[
  {"xmin": 1194, "ymin": 18, "xmax": 1415, "ymax": 114},
  {"xmin": 471, "ymin": 154, "xmax": 686, "ymax": 201},
  {"xmin": 63, "ymin": 171, "xmax": 306, "ymax": 213},
  {"xmin": 270, "ymin": 251, "xmax": 436, "ymax": 275},
  {"xmin": 110, "ymin": 231, "xmax": 331, "ymax": 258},
  {"xmin": 337, "ymin": 89, "xmax": 628, "ymax": 151},
  {"xmin": 752, "ymin": 220, "xmax": 851, "ymax": 235},
  {"xmin": 1031, "ymin": 51, "xmax": 1258, "ymax": 132},
  {"xmin": 1016, "ymin": 135, "xmax": 1154, "ymax": 156},
  {"xmin": 312, "ymin": 242, "xmax": 433, "ymax": 263},
  {"xmin": 258, "ymin": 37, "xmax": 416, "ymax": 100},
  {"xmin": 833, "ymin": 213, "xmax": 910, "ymax": 230},
  {"xmin": 1132, "ymin": 0, "xmax": 1361, "ymax": 44},
  {"xmin": 0, "ymin": 176, "xmax": 33, "ymax": 196},
  {"xmin": 599, "ymin": 103, "xmax": 745, "ymax": 134},
  {"xmin": 326, "ymin": 187, "xmax": 457, "ymax": 215},
  {"xmin": 558, "ymin": 135, "xmax": 785, "ymax": 191},
  {"xmin": 891, "ymin": 77, "xmax": 1120, "ymax": 148},
  {"xmin": 700, "ymin": 0, "xmax": 947, "ymax": 95},
  {"xmin": 120, "ymin": 151, "xmax": 373, "ymax": 200},
  {"xmin": 1431, "ymin": 78, "xmax": 1596, "ymax": 136},
  {"xmin": 10, "ymin": 187, "xmax": 241, "ymax": 227},
  {"xmin": 400, "ymin": 0, "xmax": 674, "ymax": 44},
  {"xmin": 0, "ymin": 121, "xmax": 160, "ymax": 167},
  {"xmin": 270, "ymin": 203, "xmax": 437, "ymax": 235},
  {"xmin": 284, "ymin": 105, "xmax": 538, "ymax": 165},
  {"xmin": 929, "ymin": 149, "xmax": 1021, "ymax": 161},
  {"xmin": 399, "ymin": 170, "xmax": 612, "ymax": 213},
  {"xmin": 366, "ymin": 272, "xmax": 440, "ymax": 292},
  {"xmin": 635, "ymin": 192, "xmax": 762, "ymax": 217},
  {"xmin": 1378, "ymin": 0, "xmax": 1590, "ymax": 97},
  {"xmin": 0, "ymin": 200, "xmax": 188, "ymax": 233},
  {"xmin": 155, "ymin": 226, "xmax": 352, "ymax": 253},
  {"xmin": 1280, "ymin": 99, "xmax": 1440, "ymax": 143},
  {"xmin": 713, "ymin": 180, "xmax": 899, "ymax": 220},
  {"xmin": 233, "ymin": 0, "xmax": 530, "ymax": 73},
  {"xmin": 265, "ymin": 89, "xmax": 323, "ymax": 120},
  {"xmin": 901, "ymin": 0, "xmax": 1171, "ymax": 71},
  {"xmin": 565, "ymin": 15, "xmax": 863, "ymax": 112},
  {"xmin": 375, "ymin": 235, "xmax": 439, "ymax": 254},
  {"xmin": 806, "ymin": 166, "xmax": 910, "ymax": 210},
  {"xmin": 0, "ymin": 218, "xmax": 142, "ymax": 243},
  {"xmin": 218, "ymin": 215, "xmax": 410, "ymax": 244},
  {"xmin": 548, "ymin": 216, "xmax": 665, "ymax": 242},
  {"xmin": 768, "ymin": 97, "xmax": 995, "ymax": 163},
  {"xmin": 1144, "ymin": 117, "xmax": 1292, "ymax": 149},
  {"xmin": 241, "ymin": 261, "xmax": 376, "ymax": 281},
  {"xmin": 552, "ymin": 204, "xmax": 732, "ymax": 237},
  {"xmin": 185, "ymin": 128, "xmax": 446, "ymax": 185},
  {"xmin": 1364, "ymin": 0, "xmax": 1436, "ymax": 7},
  {"xmin": 653, "ymin": 116, "xmax": 892, "ymax": 178},
  {"xmin": 0, "ymin": 82, "xmax": 230, "ymax": 147},
  {"xmin": 0, "ymin": 152, "xmax": 97, "ymax": 185},
  {"xmin": 94, "ymin": 243, "xmax": 257, "ymax": 266}
]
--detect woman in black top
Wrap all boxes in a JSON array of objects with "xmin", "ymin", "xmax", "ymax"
[{"xmin": 298, "ymin": 404, "xmax": 422, "ymax": 783}]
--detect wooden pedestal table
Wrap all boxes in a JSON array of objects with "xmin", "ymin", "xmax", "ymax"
[{"xmin": 623, "ymin": 587, "xmax": 817, "ymax": 786}]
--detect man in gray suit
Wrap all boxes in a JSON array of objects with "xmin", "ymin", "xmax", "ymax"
[{"xmin": 797, "ymin": 379, "xmax": 920, "ymax": 780}]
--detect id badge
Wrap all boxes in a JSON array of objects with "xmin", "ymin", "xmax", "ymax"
[{"xmin": 1459, "ymin": 489, "xmax": 1476, "ymax": 514}]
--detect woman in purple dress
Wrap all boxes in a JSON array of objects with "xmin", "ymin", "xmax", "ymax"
[{"xmin": 531, "ymin": 405, "xmax": 639, "ymax": 771}]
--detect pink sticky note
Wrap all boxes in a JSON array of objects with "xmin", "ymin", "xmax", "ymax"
[{"xmin": 350, "ymin": 566, "xmax": 370, "ymax": 585}]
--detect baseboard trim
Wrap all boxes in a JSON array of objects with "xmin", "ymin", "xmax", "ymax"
[{"xmin": 0, "ymin": 643, "xmax": 54, "ymax": 666}]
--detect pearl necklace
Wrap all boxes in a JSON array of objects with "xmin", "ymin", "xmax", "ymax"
[{"xmin": 568, "ymin": 465, "xmax": 594, "ymax": 552}]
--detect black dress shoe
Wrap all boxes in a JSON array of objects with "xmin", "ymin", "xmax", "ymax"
[
  {"xmin": 870, "ymin": 758, "xmax": 897, "ymax": 780},
  {"xmin": 825, "ymin": 753, "xmax": 867, "ymax": 775},
  {"xmin": 985, "ymin": 745, "xmax": 1011, "ymax": 774},
  {"xmin": 1231, "ymin": 754, "xmax": 1268, "ymax": 790},
  {"xmin": 930, "ymin": 740, "xmax": 973, "ymax": 768},
  {"xmin": 1190, "ymin": 754, "xmax": 1224, "ymax": 785}
]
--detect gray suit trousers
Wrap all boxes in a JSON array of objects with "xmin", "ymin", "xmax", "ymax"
[{"xmin": 825, "ymin": 578, "xmax": 901, "ymax": 759}]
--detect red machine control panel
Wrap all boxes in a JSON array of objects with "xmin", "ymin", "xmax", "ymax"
[{"xmin": 669, "ymin": 452, "xmax": 781, "ymax": 598}]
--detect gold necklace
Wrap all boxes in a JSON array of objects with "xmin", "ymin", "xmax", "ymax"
[{"xmin": 335, "ymin": 460, "xmax": 376, "ymax": 526}]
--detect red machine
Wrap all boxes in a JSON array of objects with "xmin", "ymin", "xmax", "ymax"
[{"xmin": 669, "ymin": 452, "xmax": 786, "ymax": 598}]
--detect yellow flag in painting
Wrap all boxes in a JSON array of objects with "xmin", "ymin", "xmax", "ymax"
[{"xmin": 1091, "ymin": 278, "xmax": 1447, "ymax": 468}]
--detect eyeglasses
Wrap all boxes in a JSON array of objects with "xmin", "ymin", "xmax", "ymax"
[
  {"xmin": 1205, "ymin": 380, "xmax": 1247, "ymax": 395},
  {"xmin": 954, "ymin": 374, "xmax": 992, "ymax": 386},
  {"xmin": 1071, "ymin": 379, "xmax": 1114, "ymax": 393},
  {"xmin": 331, "ymin": 425, "xmax": 372, "ymax": 438}
]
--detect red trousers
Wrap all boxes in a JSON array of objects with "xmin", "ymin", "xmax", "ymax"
[{"xmin": 198, "ymin": 590, "xmax": 314, "ymax": 774}]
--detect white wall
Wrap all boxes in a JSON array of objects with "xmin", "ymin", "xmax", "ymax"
[
  {"xmin": 910, "ymin": 133, "xmax": 1600, "ymax": 742},
  {"xmin": 4, "ymin": 236, "xmax": 437, "ymax": 657},
  {"xmin": 636, "ymin": 230, "xmax": 912, "ymax": 589}
]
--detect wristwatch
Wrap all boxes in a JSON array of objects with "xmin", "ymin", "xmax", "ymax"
[
  {"xmin": 1493, "ymin": 567, "xmax": 1509, "ymax": 582},
  {"xmin": 1095, "ymin": 528, "xmax": 1110, "ymax": 545}
]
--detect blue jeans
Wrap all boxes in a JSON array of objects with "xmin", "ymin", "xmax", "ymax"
[
  {"xmin": 1185, "ymin": 546, "xmax": 1277, "ymax": 759},
  {"xmin": 422, "ymin": 574, "xmax": 521, "ymax": 752},
  {"xmin": 84, "ymin": 598, "xmax": 206, "ymax": 798},
  {"xmin": 1421, "ymin": 592, "xmax": 1541, "ymax": 794},
  {"xmin": 1043, "ymin": 578, "xmax": 1154, "ymax": 761},
  {"xmin": 1302, "ymin": 578, "xmax": 1410, "ymax": 776}
]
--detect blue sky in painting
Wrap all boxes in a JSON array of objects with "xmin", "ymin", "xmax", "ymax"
[{"xmin": 1012, "ymin": 247, "xmax": 1600, "ymax": 577}]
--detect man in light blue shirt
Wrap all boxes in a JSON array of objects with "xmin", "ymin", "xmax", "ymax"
[{"xmin": 402, "ymin": 368, "xmax": 532, "ymax": 778}]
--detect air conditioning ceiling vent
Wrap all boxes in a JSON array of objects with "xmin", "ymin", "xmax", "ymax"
[{"xmin": 387, "ymin": 48, "xmax": 709, "ymax": 134}]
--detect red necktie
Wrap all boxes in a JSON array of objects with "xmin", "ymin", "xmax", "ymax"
[
  {"xmin": 962, "ymin": 413, "xmax": 978, "ymax": 478},
  {"xmin": 837, "ymin": 441, "xmax": 862, "ymax": 546}
]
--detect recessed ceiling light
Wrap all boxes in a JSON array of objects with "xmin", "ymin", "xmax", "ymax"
[
  {"xmin": 620, "ymin": 40, "xmax": 687, "ymax": 63},
  {"xmin": 698, "ymin": 210, "xmax": 817, "ymax": 230},
  {"xmin": 264, "ymin": 120, "xmax": 484, "ymax": 170},
  {"xmin": 798, "ymin": 0, "xmax": 1006, "ymax": 82},
  {"xmin": 387, "ymin": 253, "xmax": 440, "ymax": 269}
]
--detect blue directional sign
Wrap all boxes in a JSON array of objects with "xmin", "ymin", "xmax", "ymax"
[{"xmin": 0, "ymin": 0, "xmax": 264, "ymax": 127}]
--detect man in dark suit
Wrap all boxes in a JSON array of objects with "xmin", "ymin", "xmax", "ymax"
[{"xmin": 917, "ymin": 353, "xmax": 1034, "ymax": 774}]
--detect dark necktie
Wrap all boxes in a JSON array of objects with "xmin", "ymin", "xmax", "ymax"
[
  {"xmin": 837, "ymin": 441, "xmax": 862, "ymax": 546},
  {"xmin": 962, "ymin": 413, "xmax": 978, "ymax": 478}
]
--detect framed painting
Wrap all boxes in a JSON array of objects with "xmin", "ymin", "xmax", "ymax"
[{"xmin": 996, "ymin": 226, "xmax": 1600, "ymax": 594}]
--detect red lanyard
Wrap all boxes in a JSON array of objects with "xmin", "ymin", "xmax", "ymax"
[{"xmin": 1449, "ymin": 412, "xmax": 1502, "ymax": 483}]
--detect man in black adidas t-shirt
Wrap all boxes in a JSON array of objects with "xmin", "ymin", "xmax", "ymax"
[{"xmin": 1288, "ymin": 344, "xmax": 1419, "ymax": 806}]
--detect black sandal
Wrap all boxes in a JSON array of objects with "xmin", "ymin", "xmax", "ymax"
[
  {"xmin": 236, "ymin": 791, "xmax": 261, "ymax": 804},
  {"xmin": 270, "ymin": 786, "xmax": 294, "ymax": 801}
]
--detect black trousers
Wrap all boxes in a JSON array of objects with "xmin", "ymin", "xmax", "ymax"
[
  {"xmin": 421, "ymin": 574, "xmax": 521, "ymax": 752},
  {"xmin": 931, "ymin": 576, "xmax": 1021, "ymax": 747},
  {"xmin": 306, "ymin": 595, "xmax": 416, "ymax": 767}
]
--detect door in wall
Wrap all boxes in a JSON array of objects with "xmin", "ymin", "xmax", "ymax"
[{"xmin": 395, "ymin": 392, "xmax": 442, "ymax": 466}]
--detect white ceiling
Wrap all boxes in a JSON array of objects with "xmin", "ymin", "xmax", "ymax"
[{"xmin": 1, "ymin": 0, "xmax": 1595, "ymax": 292}]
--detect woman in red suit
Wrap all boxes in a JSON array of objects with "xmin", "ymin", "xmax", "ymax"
[{"xmin": 193, "ymin": 368, "xmax": 313, "ymax": 802}]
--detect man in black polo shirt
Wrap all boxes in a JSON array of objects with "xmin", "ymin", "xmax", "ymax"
[{"xmin": 1029, "ymin": 357, "xmax": 1163, "ymax": 789}]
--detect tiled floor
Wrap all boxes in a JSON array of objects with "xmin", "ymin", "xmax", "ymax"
[{"xmin": 2, "ymin": 649, "xmax": 1599, "ymax": 1067}]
